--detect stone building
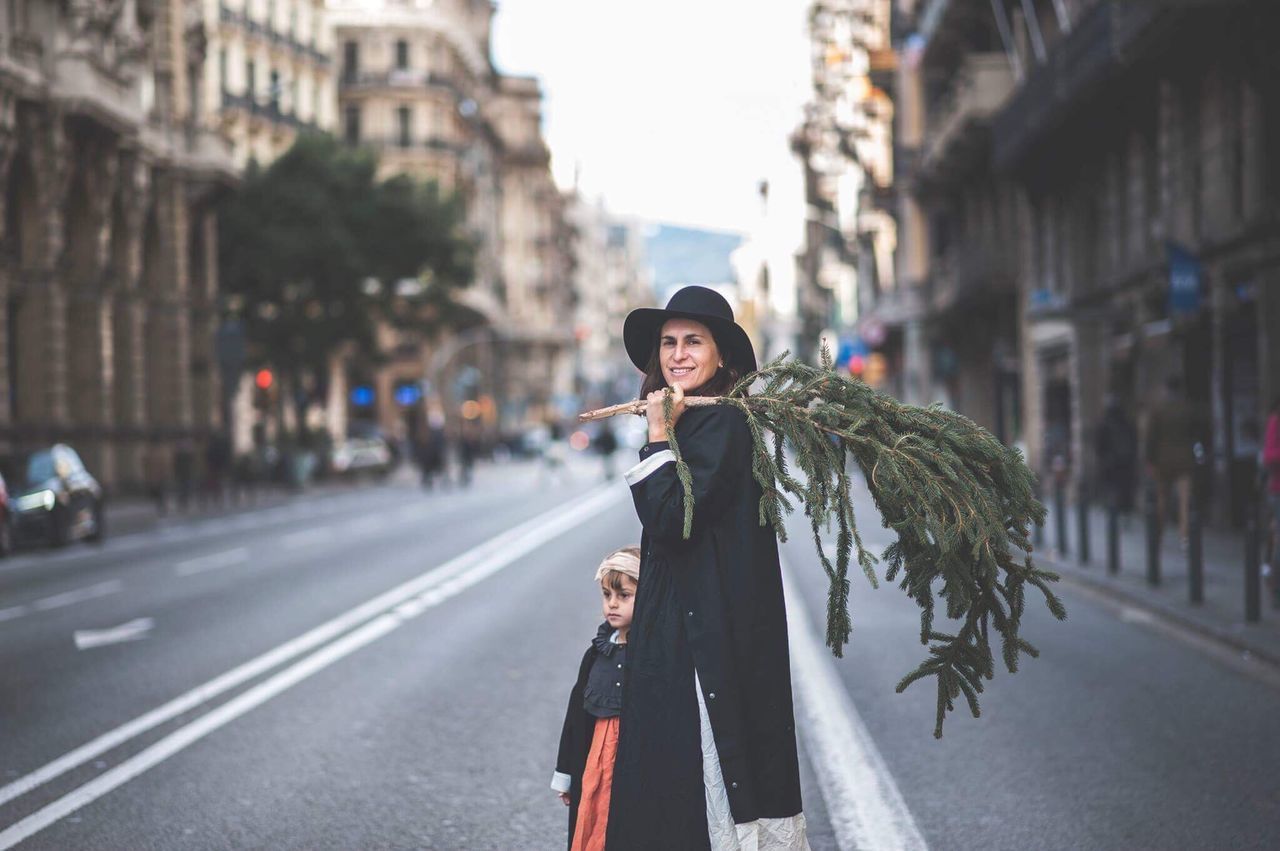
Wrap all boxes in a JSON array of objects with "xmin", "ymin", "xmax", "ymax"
[
  {"xmin": 1, "ymin": 0, "xmax": 236, "ymax": 490},
  {"xmin": 328, "ymin": 0, "xmax": 575, "ymax": 439},
  {"xmin": 793, "ymin": 0, "xmax": 896, "ymax": 370},
  {"xmin": 876, "ymin": 0, "xmax": 1280, "ymax": 527},
  {"xmin": 203, "ymin": 0, "xmax": 337, "ymax": 169}
]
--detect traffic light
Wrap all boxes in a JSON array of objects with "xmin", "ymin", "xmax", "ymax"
[{"xmin": 253, "ymin": 368, "xmax": 275, "ymax": 409}]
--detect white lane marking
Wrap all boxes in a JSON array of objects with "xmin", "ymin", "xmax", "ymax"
[
  {"xmin": 782, "ymin": 563, "xmax": 929, "ymax": 851},
  {"xmin": 1119, "ymin": 606, "xmax": 1154, "ymax": 625},
  {"xmin": 0, "ymin": 606, "xmax": 27, "ymax": 623},
  {"xmin": 174, "ymin": 548, "xmax": 250, "ymax": 577},
  {"xmin": 280, "ymin": 528, "xmax": 335, "ymax": 550},
  {"xmin": 73, "ymin": 618, "xmax": 155, "ymax": 650},
  {"xmin": 347, "ymin": 515, "xmax": 389, "ymax": 536},
  {"xmin": 30, "ymin": 581, "xmax": 124, "ymax": 613},
  {"xmin": 0, "ymin": 483, "xmax": 623, "ymax": 819}
]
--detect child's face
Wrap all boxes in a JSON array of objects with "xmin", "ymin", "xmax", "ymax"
[{"xmin": 601, "ymin": 576, "xmax": 637, "ymax": 632}]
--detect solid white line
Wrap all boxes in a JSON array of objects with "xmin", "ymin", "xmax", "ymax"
[
  {"xmin": 782, "ymin": 563, "xmax": 929, "ymax": 851},
  {"xmin": 174, "ymin": 548, "xmax": 250, "ymax": 577},
  {"xmin": 0, "ymin": 606, "xmax": 27, "ymax": 623},
  {"xmin": 73, "ymin": 618, "xmax": 155, "ymax": 650},
  {"xmin": 0, "ymin": 484, "xmax": 624, "ymax": 849},
  {"xmin": 0, "ymin": 483, "xmax": 624, "ymax": 821},
  {"xmin": 30, "ymin": 581, "xmax": 124, "ymax": 613}
]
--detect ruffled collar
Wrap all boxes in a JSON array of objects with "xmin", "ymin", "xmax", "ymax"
[{"xmin": 592, "ymin": 621, "xmax": 624, "ymax": 657}]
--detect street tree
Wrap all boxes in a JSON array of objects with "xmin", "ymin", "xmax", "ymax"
[{"xmin": 218, "ymin": 133, "xmax": 476, "ymax": 433}]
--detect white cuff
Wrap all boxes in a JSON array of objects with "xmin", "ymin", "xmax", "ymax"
[
  {"xmin": 625, "ymin": 449, "xmax": 676, "ymax": 486},
  {"xmin": 550, "ymin": 771, "xmax": 572, "ymax": 793}
]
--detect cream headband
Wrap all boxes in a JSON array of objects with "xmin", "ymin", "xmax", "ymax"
[{"xmin": 594, "ymin": 549, "xmax": 640, "ymax": 584}]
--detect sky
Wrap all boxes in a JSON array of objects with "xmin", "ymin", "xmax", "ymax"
[{"xmin": 490, "ymin": 0, "xmax": 813, "ymax": 236}]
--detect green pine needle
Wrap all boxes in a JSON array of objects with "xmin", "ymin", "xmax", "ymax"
[{"xmin": 656, "ymin": 351, "xmax": 1065, "ymax": 737}]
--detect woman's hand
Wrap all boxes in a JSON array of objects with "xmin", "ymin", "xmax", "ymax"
[
  {"xmin": 646, "ymin": 384, "xmax": 685, "ymax": 442},
  {"xmin": 558, "ymin": 792, "xmax": 570, "ymax": 806}
]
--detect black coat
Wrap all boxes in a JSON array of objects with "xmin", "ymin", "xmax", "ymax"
[
  {"xmin": 554, "ymin": 632, "xmax": 603, "ymax": 850},
  {"xmin": 606, "ymin": 405, "xmax": 803, "ymax": 851}
]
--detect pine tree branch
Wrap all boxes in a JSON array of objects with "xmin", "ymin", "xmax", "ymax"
[{"xmin": 579, "ymin": 352, "xmax": 1065, "ymax": 737}]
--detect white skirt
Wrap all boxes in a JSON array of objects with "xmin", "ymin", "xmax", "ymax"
[{"xmin": 695, "ymin": 672, "xmax": 811, "ymax": 851}]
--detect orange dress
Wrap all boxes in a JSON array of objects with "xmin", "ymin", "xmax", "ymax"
[{"xmin": 570, "ymin": 715, "xmax": 621, "ymax": 851}]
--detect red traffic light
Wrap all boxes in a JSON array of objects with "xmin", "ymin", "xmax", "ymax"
[{"xmin": 255, "ymin": 369, "xmax": 274, "ymax": 390}]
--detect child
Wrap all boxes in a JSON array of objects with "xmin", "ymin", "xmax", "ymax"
[{"xmin": 551, "ymin": 546, "xmax": 640, "ymax": 851}]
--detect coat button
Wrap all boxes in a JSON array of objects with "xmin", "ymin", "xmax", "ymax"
[
  {"xmin": 687, "ymin": 611, "xmax": 694, "ymax": 617},
  {"xmin": 617, "ymin": 663, "xmax": 623, "ymax": 669},
  {"xmin": 730, "ymin": 782, "xmax": 739, "ymax": 790},
  {"xmin": 708, "ymin": 692, "xmax": 716, "ymax": 700},
  {"xmin": 616, "ymin": 682, "xmax": 622, "ymax": 687}
]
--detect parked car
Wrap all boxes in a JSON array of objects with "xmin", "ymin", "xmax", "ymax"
[
  {"xmin": 12, "ymin": 444, "xmax": 105, "ymax": 548},
  {"xmin": 329, "ymin": 437, "xmax": 393, "ymax": 479},
  {"xmin": 0, "ymin": 471, "xmax": 13, "ymax": 557}
]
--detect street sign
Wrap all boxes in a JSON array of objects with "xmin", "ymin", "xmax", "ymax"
[{"xmin": 1166, "ymin": 242, "xmax": 1202, "ymax": 315}]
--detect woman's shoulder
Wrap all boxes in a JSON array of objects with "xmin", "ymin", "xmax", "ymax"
[{"xmin": 681, "ymin": 401, "xmax": 749, "ymax": 435}]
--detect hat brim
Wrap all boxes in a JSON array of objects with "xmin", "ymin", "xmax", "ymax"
[{"xmin": 623, "ymin": 308, "xmax": 758, "ymax": 376}]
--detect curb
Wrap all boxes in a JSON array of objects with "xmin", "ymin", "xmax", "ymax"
[{"xmin": 1042, "ymin": 555, "xmax": 1280, "ymax": 671}]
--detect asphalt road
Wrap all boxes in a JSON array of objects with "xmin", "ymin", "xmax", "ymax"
[{"xmin": 1, "ymin": 457, "xmax": 1277, "ymax": 850}]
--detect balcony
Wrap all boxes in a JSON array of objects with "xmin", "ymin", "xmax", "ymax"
[
  {"xmin": 928, "ymin": 240, "xmax": 1018, "ymax": 317},
  {"xmin": 340, "ymin": 70, "xmax": 462, "ymax": 98},
  {"xmin": 916, "ymin": 53, "xmax": 1013, "ymax": 189},
  {"xmin": 219, "ymin": 89, "xmax": 318, "ymax": 132},
  {"xmin": 218, "ymin": 4, "xmax": 331, "ymax": 67},
  {"xmin": 992, "ymin": 1, "xmax": 1181, "ymax": 169}
]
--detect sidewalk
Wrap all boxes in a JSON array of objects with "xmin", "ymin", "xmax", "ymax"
[
  {"xmin": 101, "ymin": 464, "xmax": 422, "ymax": 538},
  {"xmin": 1038, "ymin": 500, "xmax": 1280, "ymax": 668}
]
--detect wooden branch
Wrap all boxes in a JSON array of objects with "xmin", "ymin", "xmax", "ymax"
[{"xmin": 578, "ymin": 395, "xmax": 720, "ymax": 422}]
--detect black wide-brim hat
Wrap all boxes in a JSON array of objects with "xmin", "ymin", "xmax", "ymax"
[{"xmin": 623, "ymin": 285, "xmax": 758, "ymax": 375}]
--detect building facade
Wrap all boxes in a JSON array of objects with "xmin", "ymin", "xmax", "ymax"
[
  {"xmin": 204, "ymin": 0, "xmax": 337, "ymax": 169},
  {"xmin": 328, "ymin": 0, "xmax": 575, "ymax": 440},
  {"xmin": 1, "ymin": 0, "xmax": 236, "ymax": 490},
  {"xmin": 794, "ymin": 0, "xmax": 896, "ymax": 374},
  {"xmin": 869, "ymin": 0, "xmax": 1280, "ymax": 528}
]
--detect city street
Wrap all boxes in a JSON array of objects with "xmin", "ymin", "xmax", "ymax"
[{"xmin": 1, "ymin": 458, "xmax": 1277, "ymax": 850}]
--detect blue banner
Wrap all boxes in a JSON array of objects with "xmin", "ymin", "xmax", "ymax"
[{"xmin": 1166, "ymin": 242, "xmax": 1202, "ymax": 315}]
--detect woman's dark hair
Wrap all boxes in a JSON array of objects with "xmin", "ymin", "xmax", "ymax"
[{"xmin": 638, "ymin": 323, "xmax": 745, "ymax": 398}]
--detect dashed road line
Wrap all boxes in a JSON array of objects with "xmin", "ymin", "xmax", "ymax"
[
  {"xmin": 31, "ymin": 581, "xmax": 124, "ymax": 613},
  {"xmin": 174, "ymin": 548, "xmax": 250, "ymax": 577},
  {"xmin": 0, "ymin": 482, "xmax": 625, "ymax": 846}
]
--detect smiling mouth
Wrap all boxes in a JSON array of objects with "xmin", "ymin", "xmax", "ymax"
[{"xmin": 668, "ymin": 367, "xmax": 694, "ymax": 377}]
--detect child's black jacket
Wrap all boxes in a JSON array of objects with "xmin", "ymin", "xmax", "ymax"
[{"xmin": 554, "ymin": 622, "xmax": 614, "ymax": 850}]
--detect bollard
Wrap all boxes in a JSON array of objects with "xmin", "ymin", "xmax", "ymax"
[
  {"xmin": 1245, "ymin": 483, "xmax": 1261, "ymax": 623},
  {"xmin": 1033, "ymin": 489, "xmax": 1045, "ymax": 550},
  {"xmin": 1187, "ymin": 493, "xmax": 1203, "ymax": 605},
  {"xmin": 1145, "ymin": 481, "xmax": 1161, "ymax": 586},
  {"xmin": 1055, "ymin": 479, "xmax": 1069, "ymax": 557},
  {"xmin": 1107, "ymin": 499, "xmax": 1120, "ymax": 575},
  {"xmin": 1076, "ymin": 482, "xmax": 1091, "ymax": 565}
]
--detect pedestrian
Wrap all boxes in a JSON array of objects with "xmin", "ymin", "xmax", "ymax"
[
  {"xmin": 551, "ymin": 546, "xmax": 641, "ymax": 851},
  {"xmin": 174, "ymin": 438, "xmax": 196, "ymax": 513},
  {"xmin": 1145, "ymin": 376, "xmax": 1198, "ymax": 549},
  {"xmin": 610, "ymin": 285, "xmax": 810, "ymax": 849},
  {"xmin": 1262, "ymin": 396, "xmax": 1280, "ymax": 607},
  {"xmin": 594, "ymin": 421, "xmax": 619, "ymax": 481},
  {"xmin": 542, "ymin": 419, "xmax": 569, "ymax": 485},
  {"xmin": 143, "ymin": 440, "xmax": 171, "ymax": 517},
  {"xmin": 458, "ymin": 422, "xmax": 479, "ymax": 487},
  {"xmin": 417, "ymin": 413, "xmax": 447, "ymax": 490},
  {"xmin": 1095, "ymin": 397, "xmax": 1138, "ymax": 527}
]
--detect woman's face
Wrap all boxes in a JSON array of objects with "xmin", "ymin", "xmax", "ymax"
[{"xmin": 659, "ymin": 318, "xmax": 722, "ymax": 393}]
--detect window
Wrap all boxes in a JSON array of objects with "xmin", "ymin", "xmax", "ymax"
[
  {"xmin": 395, "ymin": 39, "xmax": 410, "ymax": 71},
  {"xmin": 219, "ymin": 48, "xmax": 227, "ymax": 92},
  {"xmin": 344, "ymin": 105, "xmax": 361, "ymax": 144},
  {"xmin": 269, "ymin": 69, "xmax": 280, "ymax": 112},
  {"xmin": 343, "ymin": 41, "xmax": 359, "ymax": 82},
  {"xmin": 397, "ymin": 106, "xmax": 412, "ymax": 147},
  {"xmin": 245, "ymin": 60, "xmax": 256, "ymax": 98}
]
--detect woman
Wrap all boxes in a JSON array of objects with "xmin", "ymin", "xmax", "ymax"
[{"xmin": 609, "ymin": 286, "xmax": 809, "ymax": 850}]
